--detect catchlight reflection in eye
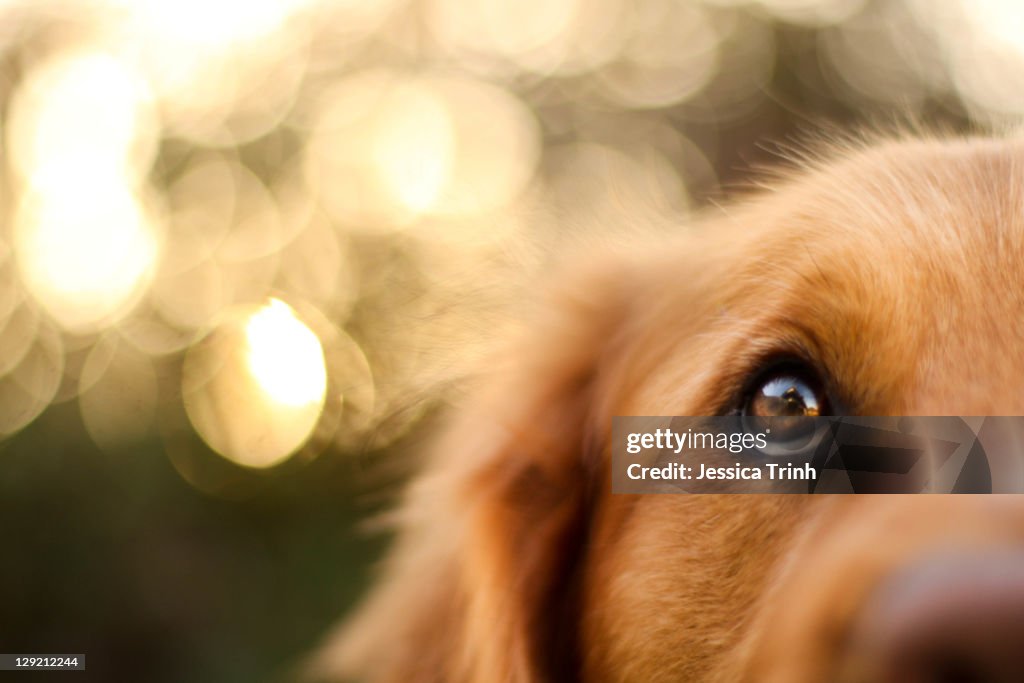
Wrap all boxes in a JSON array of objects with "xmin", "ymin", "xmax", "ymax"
[{"xmin": 183, "ymin": 298, "xmax": 328, "ymax": 469}]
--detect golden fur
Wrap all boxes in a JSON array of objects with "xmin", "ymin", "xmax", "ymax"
[{"xmin": 312, "ymin": 135, "xmax": 1024, "ymax": 682}]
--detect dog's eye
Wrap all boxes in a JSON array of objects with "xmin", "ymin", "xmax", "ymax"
[
  {"xmin": 739, "ymin": 363, "xmax": 831, "ymax": 456},
  {"xmin": 742, "ymin": 364, "xmax": 829, "ymax": 418}
]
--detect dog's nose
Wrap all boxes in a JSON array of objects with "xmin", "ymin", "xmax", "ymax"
[{"xmin": 839, "ymin": 552, "xmax": 1024, "ymax": 683}]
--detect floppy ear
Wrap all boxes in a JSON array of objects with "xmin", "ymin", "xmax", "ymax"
[{"xmin": 310, "ymin": 258, "xmax": 633, "ymax": 683}]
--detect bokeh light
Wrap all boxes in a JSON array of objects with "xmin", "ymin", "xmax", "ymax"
[
  {"xmin": 245, "ymin": 298, "xmax": 327, "ymax": 408},
  {"xmin": 182, "ymin": 298, "xmax": 328, "ymax": 469},
  {"xmin": 426, "ymin": 0, "xmax": 582, "ymax": 74},
  {"xmin": 7, "ymin": 49, "xmax": 161, "ymax": 333},
  {"xmin": 13, "ymin": 168, "xmax": 160, "ymax": 333},
  {"xmin": 6, "ymin": 51, "xmax": 158, "ymax": 184},
  {"xmin": 105, "ymin": 0, "xmax": 316, "ymax": 145},
  {"xmin": 0, "ymin": 320, "xmax": 63, "ymax": 436},
  {"xmin": 0, "ymin": 0, "xmax": 1017, "ymax": 496},
  {"xmin": 597, "ymin": 2, "xmax": 720, "ymax": 109},
  {"xmin": 304, "ymin": 71, "xmax": 540, "ymax": 232}
]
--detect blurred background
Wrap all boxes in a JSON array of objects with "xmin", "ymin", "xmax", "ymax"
[{"xmin": 0, "ymin": 0, "xmax": 1017, "ymax": 680}]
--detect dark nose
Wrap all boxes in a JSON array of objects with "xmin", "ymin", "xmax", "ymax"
[{"xmin": 839, "ymin": 552, "xmax": 1024, "ymax": 683}]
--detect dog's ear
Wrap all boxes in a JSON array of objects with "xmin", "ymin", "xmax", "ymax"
[
  {"xmin": 311, "ymin": 257, "xmax": 634, "ymax": 683},
  {"xmin": 454, "ymin": 258, "xmax": 635, "ymax": 683}
]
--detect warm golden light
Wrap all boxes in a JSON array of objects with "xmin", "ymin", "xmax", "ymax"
[
  {"xmin": 182, "ymin": 299, "xmax": 328, "ymax": 469},
  {"xmin": 0, "ymin": 0, "xmax": 1018, "ymax": 460},
  {"xmin": 420, "ymin": 77, "xmax": 541, "ymax": 217},
  {"xmin": 426, "ymin": 0, "xmax": 580, "ymax": 73},
  {"xmin": 371, "ymin": 83, "xmax": 454, "ymax": 213},
  {"xmin": 106, "ymin": 0, "xmax": 316, "ymax": 144},
  {"xmin": 597, "ymin": 2, "xmax": 721, "ymax": 108},
  {"xmin": 14, "ymin": 168, "xmax": 160, "ymax": 333},
  {"xmin": 6, "ymin": 51, "xmax": 157, "ymax": 185},
  {"xmin": 945, "ymin": 0, "xmax": 1024, "ymax": 120},
  {"xmin": 0, "ymin": 323, "xmax": 64, "ymax": 437},
  {"xmin": 7, "ymin": 50, "xmax": 161, "ymax": 333},
  {"xmin": 245, "ymin": 298, "xmax": 328, "ymax": 408},
  {"xmin": 119, "ymin": 0, "xmax": 309, "ymax": 50},
  {"xmin": 305, "ymin": 71, "xmax": 452, "ymax": 229},
  {"xmin": 306, "ymin": 72, "xmax": 540, "ymax": 231}
]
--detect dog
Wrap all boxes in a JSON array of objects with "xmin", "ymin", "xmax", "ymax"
[{"xmin": 312, "ymin": 135, "xmax": 1024, "ymax": 682}]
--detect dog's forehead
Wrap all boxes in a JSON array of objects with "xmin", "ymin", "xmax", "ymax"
[
  {"xmin": 764, "ymin": 140, "xmax": 1024, "ymax": 411},
  {"xmin": 624, "ymin": 139, "xmax": 1024, "ymax": 416}
]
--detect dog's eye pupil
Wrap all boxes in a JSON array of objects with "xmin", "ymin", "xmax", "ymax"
[{"xmin": 744, "ymin": 372, "xmax": 826, "ymax": 418}]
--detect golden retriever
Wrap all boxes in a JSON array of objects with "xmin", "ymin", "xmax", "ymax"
[{"xmin": 313, "ymin": 135, "xmax": 1024, "ymax": 683}]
